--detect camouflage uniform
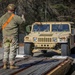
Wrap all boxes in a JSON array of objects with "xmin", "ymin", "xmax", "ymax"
[{"xmin": 0, "ymin": 12, "xmax": 24, "ymax": 64}]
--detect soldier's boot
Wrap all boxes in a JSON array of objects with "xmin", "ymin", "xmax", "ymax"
[
  {"xmin": 10, "ymin": 62, "xmax": 19, "ymax": 69},
  {"xmin": 10, "ymin": 65, "xmax": 19, "ymax": 69},
  {"xmin": 3, "ymin": 62, "xmax": 8, "ymax": 69}
]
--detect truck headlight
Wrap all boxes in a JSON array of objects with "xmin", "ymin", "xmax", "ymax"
[
  {"xmin": 58, "ymin": 37, "xmax": 67, "ymax": 43},
  {"xmin": 33, "ymin": 37, "xmax": 37, "ymax": 42},
  {"xmin": 52, "ymin": 38, "xmax": 57, "ymax": 42}
]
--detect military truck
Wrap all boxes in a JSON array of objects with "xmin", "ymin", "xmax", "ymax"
[{"xmin": 24, "ymin": 22, "xmax": 75, "ymax": 56}]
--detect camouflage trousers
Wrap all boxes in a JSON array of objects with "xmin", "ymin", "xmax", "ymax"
[{"xmin": 3, "ymin": 36, "xmax": 18, "ymax": 64}]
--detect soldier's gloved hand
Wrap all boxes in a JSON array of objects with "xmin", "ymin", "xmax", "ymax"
[{"xmin": 21, "ymin": 14, "xmax": 25, "ymax": 22}]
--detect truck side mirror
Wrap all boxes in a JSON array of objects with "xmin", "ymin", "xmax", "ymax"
[{"xmin": 26, "ymin": 25, "xmax": 31, "ymax": 33}]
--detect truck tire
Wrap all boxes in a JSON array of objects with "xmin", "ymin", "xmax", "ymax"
[
  {"xmin": 24, "ymin": 43, "xmax": 33, "ymax": 56},
  {"xmin": 61, "ymin": 44, "xmax": 70, "ymax": 56}
]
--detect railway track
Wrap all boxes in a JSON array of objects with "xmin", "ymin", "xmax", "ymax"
[{"xmin": 0, "ymin": 56, "xmax": 73, "ymax": 75}]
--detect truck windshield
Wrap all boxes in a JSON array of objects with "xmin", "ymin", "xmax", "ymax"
[
  {"xmin": 52, "ymin": 24, "xmax": 69, "ymax": 32},
  {"xmin": 33, "ymin": 24, "xmax": 50, "ymax": 32}
]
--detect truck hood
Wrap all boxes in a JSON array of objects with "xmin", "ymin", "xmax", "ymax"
[
  {"xmin": 28, "ymin": 32, "xmax": 70, "ymax": 37},
  {"xmin": 52, "ymin": 32, "xmax": 70, "ymax": 38}
]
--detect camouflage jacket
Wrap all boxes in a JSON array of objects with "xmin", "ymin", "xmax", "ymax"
[{"xmin": 0, "ymin": 12, "xmax": 24, "ymax": 37}]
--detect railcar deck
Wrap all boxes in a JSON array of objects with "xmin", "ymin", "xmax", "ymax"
[{"xmin": 0, "ymin": 56, "xmax": 73, "ymax": 75}]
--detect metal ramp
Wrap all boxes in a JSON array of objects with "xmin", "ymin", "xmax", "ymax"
[{"xmin": 0, "ymin": 56, "xmax": 73, "ymax": 75}]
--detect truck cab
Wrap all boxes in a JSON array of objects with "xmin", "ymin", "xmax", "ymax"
[{"xmin": 24, "ymin": 22, "xmax": 75, "ymax": 56}]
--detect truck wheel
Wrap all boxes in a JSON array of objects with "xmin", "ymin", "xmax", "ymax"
[
  {"xmin": 61, "ymin": 44, "xmax": 70, "ymax": 56},
  {"xmin": 24, "ymin": 43, "xmax": 33, "ymax": 56}
]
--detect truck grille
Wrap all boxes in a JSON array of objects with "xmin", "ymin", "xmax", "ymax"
[{"xmin": 38, "ymin": 38, "xmax": 51, "ymax": 42}]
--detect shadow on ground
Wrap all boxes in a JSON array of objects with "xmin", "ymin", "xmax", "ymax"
[
  {"xmin": 35, "ymin": 51, "xmax": 60, "ymax": 57},
  {"xmin": 66, "ymin": 63, "xmax": 75, "ymax": 75},
  {"xmin": 71, "ymin": 47, "xmax": 75, "ymax": 54},
  {"xmin": 66, "ymin": 47, "xmax": 75, "ymax": 75}
]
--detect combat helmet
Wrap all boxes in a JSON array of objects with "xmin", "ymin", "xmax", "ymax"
[{"xmin": 7, "ymin": 4, "xmax": 16, "ymax": 11}]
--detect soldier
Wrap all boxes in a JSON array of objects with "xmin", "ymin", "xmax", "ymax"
[{"xmin": 0, "ymin": 4, "xmax": 25, "ymax": 69}]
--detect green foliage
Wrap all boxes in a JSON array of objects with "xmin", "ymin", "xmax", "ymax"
[
  {"xmin": 54, "ymin": 4, "xmax": 68, "ymax": 9},
  {"xmin": 0, "ymin": 0, "xmax": 1, "ymax": 2},
  {"xmin": 0, "ymin": 0, "xmax": 75, "ymax": 32},
  {"xmin": 53, "ymin": 4, "xmax": 68, "ymax": 13}
]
